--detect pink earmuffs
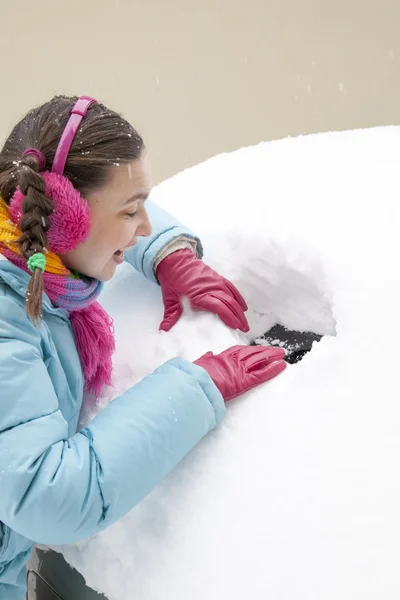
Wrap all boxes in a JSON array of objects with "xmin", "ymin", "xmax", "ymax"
[
  {"xmin": 9, "ymin": 171, "xmax": 91, "ymax": 254},
  {"xmin": 10, "ymin": 96, "xmax": 97, "ymax": 255}
]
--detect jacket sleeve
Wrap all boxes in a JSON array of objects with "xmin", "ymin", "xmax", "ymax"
[
  {"xmin": 0, "ymin": 297, "xmax": 225, "ymax": 546},
  {"xmin": 124, "ymin": 200, "xmax": 203, "ymax": 283}
]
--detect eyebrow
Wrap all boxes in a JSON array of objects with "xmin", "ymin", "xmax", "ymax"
[{"xmin": 123, "ymin": 192, "xmax": 150, "ymax": 205}]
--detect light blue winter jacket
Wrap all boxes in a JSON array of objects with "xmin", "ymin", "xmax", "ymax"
[{"xmin": 0, "ymin": 201, "xmax": 226, "ymax": 600}]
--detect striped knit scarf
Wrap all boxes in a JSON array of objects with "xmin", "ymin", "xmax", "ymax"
[{"xmin": 0, "ymin": 198, "xmax": 115, "ymax": 398}]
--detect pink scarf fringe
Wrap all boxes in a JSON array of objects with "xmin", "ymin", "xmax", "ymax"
[{"xmin": 70, "ymin": 305, "xmax": 115, "ymax": 399}]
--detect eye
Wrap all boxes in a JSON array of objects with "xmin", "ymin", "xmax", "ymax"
[{"xmin": 125, "ymin": 210, "xmax": 138, "ymax": 219}]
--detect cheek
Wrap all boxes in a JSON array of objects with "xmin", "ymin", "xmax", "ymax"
[
  {"xmin": 62, "ymin": 226, "xmax": 107, "ymax": 269},
  {"xmin": 87, "ymin": 216, "xmax": 117, "ymax": 250},
  {"xmin": 95, "ymin": 218, "xmax": 136, "ymax": 255},
  {"xmin": 108, "ymin": 220, "xmax": 130, "ymax": 246},
  {"xmin": 118, "ymin": 218, "xmax": 140, "ymax": 242},
  {"xmin": 70, "ymin": 214, "xmax": 137, "ymax": 264}
]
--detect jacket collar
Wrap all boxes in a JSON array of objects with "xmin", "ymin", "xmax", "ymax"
[{"xmin": 0, "ymin": 257, "xmax": 70, "ymax": 321}]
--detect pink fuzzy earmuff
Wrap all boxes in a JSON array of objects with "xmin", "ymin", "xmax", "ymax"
[{"xmin": 9, "ymin": 171, "xmax": 91, "ymax": 254}]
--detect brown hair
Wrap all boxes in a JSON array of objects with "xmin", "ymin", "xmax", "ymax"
[{"xmin": 0, "ymin": 95, "xmax": 145, "ymax": 323}]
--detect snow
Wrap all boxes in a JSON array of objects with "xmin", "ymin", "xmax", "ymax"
[{"xmin": 52, "ymin": 127, "xmax": 400, "ymax": 599}]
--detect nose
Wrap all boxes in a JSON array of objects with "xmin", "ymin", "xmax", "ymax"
[{"xmin": 136, "ymin": 210, "xmax": 152, "ymax": 238}]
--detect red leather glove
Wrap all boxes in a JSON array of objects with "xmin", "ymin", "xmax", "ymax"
[
  {"xmin": 157, "ymin": 249, "xmax": 249, "ymax": 332},
  {"xmin": 194, "ymin": 345, "xmax": 286, "ymax": 402}
]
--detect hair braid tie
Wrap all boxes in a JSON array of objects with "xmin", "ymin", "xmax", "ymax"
[
  {"xmin": 21, "ymin": 148, "xmax": 47, "ymax": 171},
  {"xmin": 27, "ymin": 252, "xmax": 46, "ymax": 273}
]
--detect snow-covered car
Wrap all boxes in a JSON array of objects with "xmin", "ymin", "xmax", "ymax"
[
  {"xmin": 28, "ymin": 127, "xmax": 400, "ymax": 600},
  {"xmin": 28, "ymin": 324, "xmax": 319, "ymax": 599},
  {"xmin": 28, "ymin": 549, "xmax": 104, "ymax": 599}
]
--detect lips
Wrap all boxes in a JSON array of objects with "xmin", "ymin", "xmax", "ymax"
[{"xmin": 113, "ymin": 250, "xmax": 125, "ymax": 265}]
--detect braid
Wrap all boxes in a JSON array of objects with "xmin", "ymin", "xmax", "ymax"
[{"xmin": 17, "ymin": 154, "xmax": 54, "ymax": 324}]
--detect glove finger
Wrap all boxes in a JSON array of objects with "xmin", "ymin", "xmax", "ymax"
[
  {"xmin": 159, "ymin": 303, "xmax": 183, "ymax": 332},
  {"xmin": 194, "ymin": 350, "xmax": 214, "ymax": 363},
  {"xmin": 224, "ymin": 359, "xmax": 287, "ymax": 402},
  {"xmin": 253, "ymin": 358, "xmax": 287, "ymax": 382},
  {"xmin": 234, "ymin": 345, "xmax": 271, "ymax": 361},
  {"xmin": 194, "ymin": 292, "xmax": 250, "ymax": 332},
  {"xmin": 245, "ymin": 347, "xmax": 286, "ymax": 372},
  {"xmin": 220, "ymin": 345, "xmax": 250, "ymax": 355},
  {"xmin": 223, "ymin": 278, "xmax": 248, "ymax": 312}
]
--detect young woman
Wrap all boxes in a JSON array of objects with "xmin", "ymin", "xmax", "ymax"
[{"xmin": 0, "ymin": 95, "xmax": 286, "ymax": 599}]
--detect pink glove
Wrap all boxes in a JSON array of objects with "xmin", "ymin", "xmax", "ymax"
[
  {"xmin": 194, "ymin": 345, "xmax": 286, "ymax": 402},
  {"xmin": 157, "ymin": 249, "xmax": 250, "ymax": 332}
]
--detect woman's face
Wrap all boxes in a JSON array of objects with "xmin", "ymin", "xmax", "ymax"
[{"xmin": 61, "ymin": 154, "xmax": 153, "ymax": 281}]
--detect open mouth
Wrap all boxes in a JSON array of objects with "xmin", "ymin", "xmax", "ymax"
[{"xmin": 113, "ymin": 249, "xmax": 125, "ymax": 264}]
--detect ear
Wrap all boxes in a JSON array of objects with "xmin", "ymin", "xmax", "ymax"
[{"xmin": 9, "ymin": 172, "xmax": 91, "ymax": 254}]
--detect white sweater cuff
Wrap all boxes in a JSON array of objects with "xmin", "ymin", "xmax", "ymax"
[{"xmin": 153, "ymin": 236, "xmax": 198, "ymax": 273}]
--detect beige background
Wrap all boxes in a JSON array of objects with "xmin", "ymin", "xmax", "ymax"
[{"xmin": 0, "ymin": 0, "xmax": 399, "ymax": 184}]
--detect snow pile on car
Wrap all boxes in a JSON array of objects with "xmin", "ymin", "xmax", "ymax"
[{"xmin": 53, "ymin": 126, "xmax": 400, "ymax": 600}]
